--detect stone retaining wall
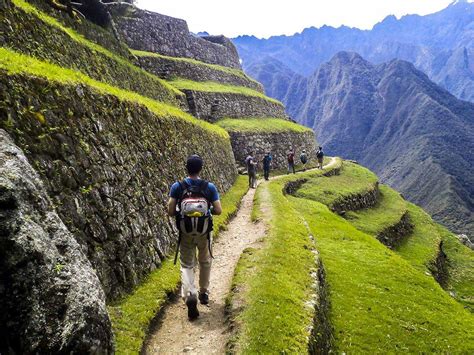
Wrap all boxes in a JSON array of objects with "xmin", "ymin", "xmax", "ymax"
[
  {"xmin": 377, "ymin": 212, "xmax": 414, "ymax": 249},
  {"xmin": 331, "ymin": 183, "xmax": 380, "ymax": 214},
  {"xmin": 0, "ymin": 73, "xmax": 237, "ymax": 301},
  {"xmin": 136, "ymin": 55, "xmax": 263, "ymax": 92},
  {"xmin": 185, "ymin": 91, "xmax": 287, "ymax": 122},
  {"xmin": 229, "ymin": 130, "xmax": 317, "ymax": 169},
  {"xmin": 110, "ymin": 3, "xmax": 241, "ymax": 69}
]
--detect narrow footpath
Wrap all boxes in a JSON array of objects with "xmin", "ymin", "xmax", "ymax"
[{"xmin": 144, "ymin": 187, "xmax": 266, "ymax": 354}]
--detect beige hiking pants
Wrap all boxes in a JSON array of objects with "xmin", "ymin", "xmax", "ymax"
[{"xmin": 180, "ymin": 232, "xmax": 212, "ymax": 298}]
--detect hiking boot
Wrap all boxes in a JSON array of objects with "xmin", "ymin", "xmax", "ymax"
[
  {"xmin": 186, "ymin": 294, "xmax": 199, "ymax": 320},
  {"xmin": 198, "ymin": 291, "xmax": 209, "ymax": 305}
]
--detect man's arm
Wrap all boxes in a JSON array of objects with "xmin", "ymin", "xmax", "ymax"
[
  {"xmin": 212, "ymin": 200, "xmax": 222, "ymax": 215},
  {"xmin": 168, "ymin": 197, "xmax": 177, "ymax": 217}
]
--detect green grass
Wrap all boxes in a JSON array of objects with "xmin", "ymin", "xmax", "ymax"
[
  {"xmin": 216, "ymin": 117, "xmax": 311, "ymax": 133},
  {"xmin": 168, "ymin": 79, "xmax": 284, "ymax": 105},
  {"xmin": 0, "ymin": 48, "xmax": 228, "ymax": 139},
  {"xmin": 108, "ymin": 175, "xmax": 248, "ymax": 354},
  {"xmin": 11, "ymin": 0, "xmax": 181, "ymax": 99},
  {"xmin": 397, "ymin": 204, "xmax": 474, "ymax": 310},
  {"xmin": 212, "ymin": 175, "xmax": 249, "ymax": 238},
  {"xmin": 295, "ymin": 161, "xmax": 378, "ymax": 208},
  {"xmin": 230, "ymin": 162, "xmax": 342, "ymax": 353},
  {"xmin": 131, "ymin": 49, "xmax": 260, "ymax": 85},
  {"xmin": 295, "ymin": 195, "xmax": 474, "ymax": 353},
  {"xmin": 345, "ymin": 185, "xmax": 407, "ymax": 236},
  {"xmin": 440, "ymin": 227, "xmax": 474, "ymax": 310}
]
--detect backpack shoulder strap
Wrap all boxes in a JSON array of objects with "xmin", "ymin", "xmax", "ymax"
[
  {"xmin": 199, "ymin": 180, "xmax": 211, "ymax": 202},
  {"xmin": 178, "ymin": 179, "xmax": 189, "ymax": 200}
]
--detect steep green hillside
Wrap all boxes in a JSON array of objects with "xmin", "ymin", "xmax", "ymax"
[
  {"xmin": 229, "ymin": 160, "xmax": 474, "ymax": 353},
  {"xmin": 2, "ymin": 0, "xmax": 181, "ymax": 103}
]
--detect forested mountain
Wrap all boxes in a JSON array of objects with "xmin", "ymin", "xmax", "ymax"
[{"xmin": 234, "ymin": 0, "xmax": 474, "ymax": 102}]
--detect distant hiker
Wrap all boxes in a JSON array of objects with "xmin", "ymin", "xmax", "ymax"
[
  {"xmin": 287, "ymin": 149, "xmax": 295, "ymax": 174},
  {"xmin": 263, "ymin": 152, "xmax": 272, "ymax": 180},
  {"xmin": 300, "ymin": 150, "xmax": 308, "ymax": 171},
  {"xmin": 316, "ymin": 146, "xmax": 324, "ymax": 169},
  {"xmin": 168, "ymin": 155, "xmax": 222, "ymax": 320},
  {"xmin": 245, "ymin": 151, "xmax": 258, "ymax": 188}
]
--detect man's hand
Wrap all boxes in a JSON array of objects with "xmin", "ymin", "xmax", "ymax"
[{"xmin": 212, "ymin": 200, "xmax": 222, "ymax": 215}]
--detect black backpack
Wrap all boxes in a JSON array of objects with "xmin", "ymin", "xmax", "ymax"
[
  {"xmin": 317, "ymin": 150, "xmax": 324, "ymax": 158},
  {"xmin": 174, "ymin": 179, "xmax": 214, "ymax": 264}
]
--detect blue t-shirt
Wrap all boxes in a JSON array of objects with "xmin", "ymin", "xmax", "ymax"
[{"xmin": 169, "ymin": 177, "xmax": 220, "ymax": 202}]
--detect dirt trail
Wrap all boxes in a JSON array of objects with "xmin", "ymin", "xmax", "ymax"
[
  {"xmin": 145, "ymin": 187, "xmax": 266, "ymax": 354},
  {"xmin": 144, "ymin": 158, "xmax": 337, "ymax": 354}
]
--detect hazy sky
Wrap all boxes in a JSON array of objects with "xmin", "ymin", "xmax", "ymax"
[{"xmin": 136, "ymin": 0, "xmax": 455, "ymax": 38}]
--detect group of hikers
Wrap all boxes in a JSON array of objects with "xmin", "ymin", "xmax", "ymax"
[
  {"xmin": 245, "ymin": 146, "xmax": 325, "ymax": 187},
  {"xmin": 167, "ymin": 146, "xmax": 325, "ymax": 320}
]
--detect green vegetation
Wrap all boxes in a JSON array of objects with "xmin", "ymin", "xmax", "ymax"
[
  {"xmin": 168, "ymin": 79, "xmax": 283, "ymax": 105},
  {"xmin": 213, "ymin": 175, "xmax": 249, "ymax": 237},
  {"xmin": 397, "ymin": 204, "xmax": 474, "ymax": 310},
  {"xmin": 10, "ymin": 0, "xmax": 181, "ymax": 100},
  {"xmin": 0, "ymin": 48, "xmax": 228, "ymax": 139},
  {"xmin": 345, "ymin": 185, "xmax": 407, "ymax": 236},
  {"xmin": 295, "ymin": 161, "xmax": 378, "ymax": 207},
  {"xmin": 295, "ymin": 195, "xmax": 474, "ymax": 353},
  {"xmin": 229, "ymin": 160, "xmax": 343, "ymax": 353},
  {"xmin": 439, "ymin": 227, "xmax": 474, "ymax": 310},
  {"xmin": 216, "ymin": 117, "xmax": 312, "ymax": 133},
  {"xmin": 108, "ymin": 175, "xmax": 248, "ymax": 354},
  {"xmin": 231, "ymin": 159, "xmax": 473, "ymax": 352},
  {"xmin": 131, "ymin": 49, "xmax": 260, "ymax": 84}
]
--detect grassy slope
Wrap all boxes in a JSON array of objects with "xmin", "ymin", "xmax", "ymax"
[
  {"xmin": 0, "ymin": 48, "xmax": 228, "ymax": 139},
  {"xmin": 345, "ymin": 184, "xmax": 407, "ymax": 236},
  {"xmin": 109, "ymin": 175, "xmax": 248, "ymax": 354},
  {"xmin": 230, "ymin": 160, "xmax": 343, "ymax": 353},
  {"xmin": 131, "ymin": 49, "xmax": 259, "ymax": 84},
  {"xmin": 296, "ymin": 195, "xmax": 474, "ymax": 353},
  {"xmin": 216, "ymin": 117, "xmax": 311, "ymax": 133},
  {"xmin": 10, "ymin": 0, "xmax": 181, "ymax": 100},
  {"xmin": 304, "ymin": 161, "xmax": 474, "ymax": 311},
  {"xmin": 168, "ymin": 78, "xmax": 283, "ymax": 105},
  {"xmin": 295, "ymin": 162, "xmax": 378, "ymax": 207}
]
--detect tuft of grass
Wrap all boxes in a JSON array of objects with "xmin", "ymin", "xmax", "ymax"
[
  {"xmin": 295, "ymin": 161, "xmax": 378, "ymax": 208},
  {"xmin": 215, "ymin": 117, "xmax": 312, "ymax": 133},
  {"xmin": 11, "ymin": 0, "xmax": 182, "ymax": 99},
  {"xmin": 108, "ymin": 175, "xmax": 249, "ymax": 354},
  {"xmin": 108, "ymin": 260, "xmax": 181, "ymax": 355},
  {"xmin": 345, "ymin": 185, "xmax": 407, "ymax": 236},
  {"xmin": 0, "ymin": 48, "xmax": 228, "ymax": 139},
  {"xmin": 168, "ymin": 79, "xmax": 284, "ymax": 105},
  {"xmin": 131, "ymin": 49, "xmax": 260, "ymax": 85}
]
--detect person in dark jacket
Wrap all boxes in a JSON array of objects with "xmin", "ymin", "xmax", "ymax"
[{"xmin": 263, "ymin": 152, "xmax": 272, "ymax": 180}]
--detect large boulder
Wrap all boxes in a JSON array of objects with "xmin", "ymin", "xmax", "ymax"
[{"xmin": 0, "ymin": 129, "xmax": 113, "ymax": 353}]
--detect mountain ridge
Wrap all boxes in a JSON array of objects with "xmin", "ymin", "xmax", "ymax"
[
  {"xmin": 234, "ymin": 1, "xmax": 474, "ymax": 102},
  {"xmin": 288, "ymin": 51, "xmax": 474, "ymax": 237}
]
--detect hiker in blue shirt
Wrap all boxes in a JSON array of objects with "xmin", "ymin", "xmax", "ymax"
[{"xmin": 168, "ymin": 155, "xmax": 222, "ymax": 320}]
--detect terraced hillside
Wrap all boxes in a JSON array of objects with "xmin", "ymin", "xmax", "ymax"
[
  {"xmin": 0, "ymin": 0, "xmax": 317, "ymax": 352},
  {"xmin": 228, "ymin": 159, "xmax": 474, "ymax": 353}
]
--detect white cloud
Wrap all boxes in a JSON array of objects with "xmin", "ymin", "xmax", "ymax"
[{"xmin": 136, "ymin": 0, "xmax": 454, "ymax": 38}]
